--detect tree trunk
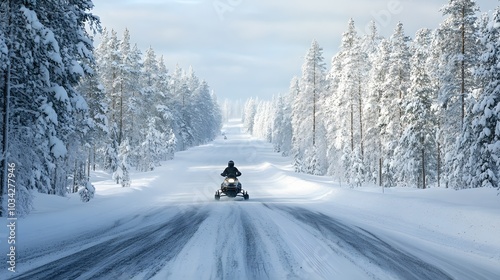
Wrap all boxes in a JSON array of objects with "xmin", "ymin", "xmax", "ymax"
[
  {"xmin": 379, "ymin": 157, "xmax": 382, "ymax": 187},
  {"xmin": 92, "ymin": 146, "xmax": 96, "ymax": 171},
  {"xmin": 437, "ymin": 142, "xmax": 441, "ymax": 188},
  {"xmin": 461, "ymin": 5, "xmax": 466, "ymax": 127},
  {"xmin": 312, "ymin": 55, "xmax": 316, "ymax": 147},
  {"xmin": 421, "ymin": 147, "xmax": 426, "ymax": 189},
  {"xmin": 350, "ymin": 102, "xmax": 354, "ymax": 151},
  {"xmin": 358, "ymin": 83, "xmax": 364, "ymax": 158},
  {"xmin": 119, "ymin": 81, "xmax": 123, "ymax": 145},
  {"xmin": 87, "ymin": 147, "xmax": 91, "ymax": 179}
]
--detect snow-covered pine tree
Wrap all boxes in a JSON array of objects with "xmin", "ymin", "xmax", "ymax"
[
  {"xmin": 79, "ymin": 181, "xmax": 95, "ymax": 203},
  {"xmin": 465, "ymin": 7, "xmax": 500, "ymax": 190},
  {"xmin": 243, "ymin": 97, "xmax": 257, "ymax": 134},
  {"xmin": 118, "ymin": 34, "xmax": 143, "ymax": 166},
  {"xmin": 360, "ymin": 20, "xmax": 383, "ymax": 184},
  {"xmin": 209, "ymin": 90, "xmax": 223, "ymax": 139},
  {"xmin": 395, "ymin": 29, "xmax": 437, "ymax": 188},
  {"xmin": 100, "ymin": 29, "xmax": 121, "ymax": 122},
  {"xmin": 436, "ymin": 0, "xmax": 480, "ymax": 188},
  {"xmin": 114, "ymin": 139, "xmax": 131, "ymax": 187},
  {"xmin": 165, "ymin": 129, "xmax": 177, "ymax": 161},
  {"xmin": 272, "ymin": 91, "xmax": 293, "ymax": 156},
  {"xmin": 335, "ymin": 19, "xmax": 368, "ymax": 184},
  {"xmin": 76, "ymin": 57, "xmax": 109, "ymax": 176},
  {"xmin": 169, "ymin": 65, "xmax": 195, "ymax": 151},
  {"xmin": 291, "ymin": 40, "xmax": 327, "ymax": 174},
  {"xmin": 188, "ymin": 80, "xmax": 220, "ymax": 145},
  {"xmin": 379, "ymin": 23, "xmax": 411, "ymax": 188},
  {"xmin": 104, "ymin": 124, "xmax": 119, "ymax": 173},
  {"xmin": 324, "ymin": 53, "xmax": 344, "ymax": 178},
  {"xmin": 0, "ymin": 0, "xmax": 99, "ymax": 214},
  {"xmin": 137, "ymin": 117, "xmax": 163, "ymax": 172},
  {"xmin": 365, "ymin": 39, "xmax": 391, "ymax": 186},
  {"xmin": 96, "ymin": 29, "xmax": 121, "ymax": 171},
  {"xmin": 261, "ymin": 100, "xmax": 277, "ymax": 142},
  {"xmin": 134, "ymin": 46, "xmax": 159, "ymax": 169}
]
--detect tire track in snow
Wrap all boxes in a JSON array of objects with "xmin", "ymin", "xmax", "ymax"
[
  {"xmin": 276, "ymin": 205, "xmax": 453, "ymax": 280},
  {"xmin": 240, "ymin": 205, "xmax": 303, "ymax": 280},
  {"xmin": 240, "ymin": 211, "xmax": 272, "ymax": 279},
  {"xmin": 211, "ymin": 204, "xmax": 301, "ymax": 280},
  {"xmin": 213, "ymin": 204, "xmax": 247, "ymax": 280},
  {"xmin": 11, "ymin": 208, "xmax": 208, "ymax": 280}
]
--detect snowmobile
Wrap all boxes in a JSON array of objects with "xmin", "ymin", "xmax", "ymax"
[{"xmin": 215, "ymin": 177, "xmax": 249, "ymax": 200}]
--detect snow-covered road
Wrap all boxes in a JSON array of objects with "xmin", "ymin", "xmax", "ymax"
[{"xmin": 3, "ymin": 120, "xmax": 500, "ymax": 279}]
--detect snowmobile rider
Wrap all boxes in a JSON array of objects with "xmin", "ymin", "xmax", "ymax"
[{"xmin": 221, "ymin": 160, "xmax": 241, "ymax": 178}]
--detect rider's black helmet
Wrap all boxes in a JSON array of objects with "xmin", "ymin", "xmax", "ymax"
[{"xmin": 228, "ymin": 160, "xmax": 234, "ymax": 167}]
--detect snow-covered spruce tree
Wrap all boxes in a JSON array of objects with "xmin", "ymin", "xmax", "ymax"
[
  {"xmin": 137, "ymin": 117, "xmax": 163, "ymax": 172},
  {"xmin": 394, "ymin": 29, "xmax": 437, "ymax": 189},
  {"xmin": 291, "ymin": 40, "xmax": 327, "ymax": 174},
  {"xmin": 76, "ymin": 61, "xmax": 109, "ymax": 174},
  {"xmin": 96, "ymin": 29, "xmax": 142, "ymax": 168},
  {"xmin": 151, "ymin": 57, "xmax": 177, "ymax": 164},
  {"xmin": 79, "ymin": 181, "xmax": 95, "ymax": 203},
  {"xmin": 350, "ymin": 147, "xmax": 365, "ymax": 187},
  {"xmin": 272, "ymin": 91, "xmax": 293, "ymax": 156},
  {"xmin": 74, "ymin": 50, "xmax": 109, "ymax": 198},
  {"xmin": 253, "ymin": 99, "xmax": 275, "ymax": 142},
  {"xmin": 169, "ymin": 65, "xmax": 195, "ymax": 151},
  {"xmin": 209, "ymin": 90, "xmax": 223, "ymax": 139},
  {"xmin": 335, "ymin": 20, "xmax": 368, "ymax": 184},
  {"xmin": 243, "ymin": 97, "xmax": 257, "ymax": 134},
  {"xmin": 190, "ymin": 80, "xmax": 221, "ymax": 145},
  {"xmin": 135, "ymin": 46, "xmax": 160, "ymax": 170},
  {"xmin": 378, "ymin": 23, "xmax": 411, "ymax": 188},
  {"xmin": 165, "ymin": 129, "xmax": 177, "ymax": 161},
  {"xmin": 114, "ymin": 139, "xmax": 131, "ymax": 187},
  {"xmin": 181, "ymin": 67, "xmax": 222, "ymax": 148},
  {"xmin": 118, "ymin": 29, "xmax": 142, "ymax": 159},
  {"xmin": 361, "ymin": 21, "xmax": 383, "ymax": 184},
  {"xmin": 464, "ymin": 7, "xmax": 500, "ymax": 190},
  {"xmin": 252, "ymin": 100, "xmax": 265, "ymax": 139},
  {"xmin": 312, "ymin": 117, "xmax": 328, "ymax": 176},
  {"xmin": 184, "ymin": 67, "xmax": 201, "ymax": 147},
  {"xmin": 0, "ymin": 0, "xmax": 99, "ymax": 214},
  {"xmin": 365, "ymin": 39, "xmax": 391, "ymax": 186},
  {"xmin": 116, "ymin": 29, "xmax": 131, "ymax": 145},
  {"xmin": 272, "ymin": 95, "xmax": 285, "ymax": 153},
  {"xmin": 324, "ymin": 53, "xmax": 344, "ymax": 179},
  {"xmin": 96, "ymin": 29, "xmax": 121, "ymax": 172},
  {"xmin": 436, "ymin": 0, "xmax": 480, "ymax": 188}
]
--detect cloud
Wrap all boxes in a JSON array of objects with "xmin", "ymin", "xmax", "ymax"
[{"xmin": 92, "ymin": 0, "xmax": 498, "ymax": 101}]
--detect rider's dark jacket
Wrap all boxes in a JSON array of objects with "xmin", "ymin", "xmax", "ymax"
[{"xmin": 221, "ymin": 166, "xmax": 241, "ymax": 178}]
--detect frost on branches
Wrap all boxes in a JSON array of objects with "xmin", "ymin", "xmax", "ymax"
[
  {"xmin": 0, "ymin": 2, "xmax": 222, "ymax": 215},
  {"xmin": 0, "ymin": 0, "xmax": 99, "ymax": 215}
]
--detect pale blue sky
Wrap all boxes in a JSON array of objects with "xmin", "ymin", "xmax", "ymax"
[{"xmin": 92, "ymin": 0, "xmax": 498, "ymax": 101}]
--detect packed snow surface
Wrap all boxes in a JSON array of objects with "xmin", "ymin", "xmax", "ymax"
[{"xmin": 2, "ymin": 120, "xmax": 500, "ymax": 279}]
